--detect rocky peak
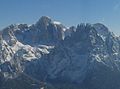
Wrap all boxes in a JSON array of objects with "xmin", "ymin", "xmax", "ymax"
[
  {"xmin": 35, "ymin": 16, "xmax": 52, "ymax": 29},
  {"xmin": 93, "ymin": 23, "xmax": 110, "ymax": 40},
  {"xmin": 39, "ymin": 16, "xmax": 52, "ymax": 23}
]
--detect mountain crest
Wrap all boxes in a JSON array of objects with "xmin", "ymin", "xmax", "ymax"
[{"xmin": 35, "ymin": 16, "xmax": 52, "ymax": 28}]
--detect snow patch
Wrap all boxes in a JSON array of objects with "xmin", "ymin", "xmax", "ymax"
[{"xmin": 53, "ymin": 21, "xmax": 61, "ymax": 25}]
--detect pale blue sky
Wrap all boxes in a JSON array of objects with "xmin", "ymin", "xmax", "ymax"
[{"xmin": 0, "ymin": 0, "xmax": 120, "ymax": 35}]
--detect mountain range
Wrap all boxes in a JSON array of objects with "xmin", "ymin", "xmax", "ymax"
[{"xmin": 0, "ymin": 16, "xmax": 120, "ymax": 89}]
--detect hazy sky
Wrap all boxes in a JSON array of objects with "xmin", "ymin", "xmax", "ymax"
[{"xmin": 0, "ymin": 0, "xmax": 120, "ymax": 35}]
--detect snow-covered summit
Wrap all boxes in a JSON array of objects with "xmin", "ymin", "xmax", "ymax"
[{"xmin": 1, "ymin": 16, "xmax": 120, "ymax": 89}]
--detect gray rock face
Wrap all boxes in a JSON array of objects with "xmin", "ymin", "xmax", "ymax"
[{"xmin": 1, "ymin": 16, "xmax": 120, "ymax": 89}]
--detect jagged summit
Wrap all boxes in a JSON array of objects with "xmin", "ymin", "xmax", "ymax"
[
  {"xmin": 35, "ymin": 16, "xmax": 52, "ymax": 27},
  {"xmin": 40, "ymin": 16, "xmax": 51, "ymax": 20},
  {"xmin": 93, "ymin": 23, "xmax": 110, "ymax": 35}
]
